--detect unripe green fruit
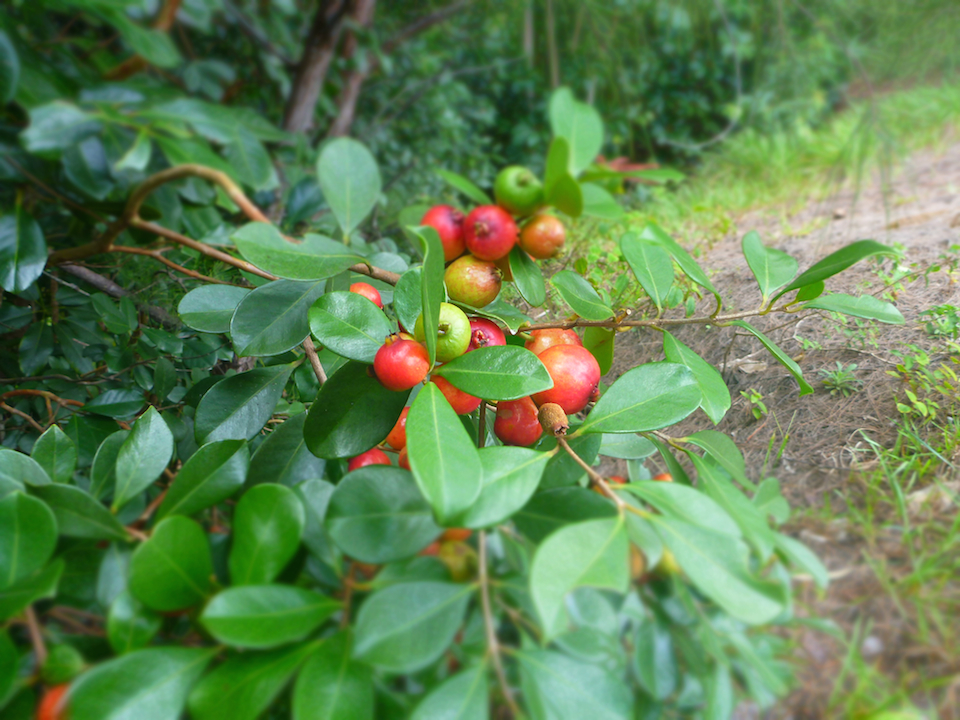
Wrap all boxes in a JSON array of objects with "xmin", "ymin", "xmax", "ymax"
[
  {"xmin": 414, "ymin": 302, "xmax": 471, "ymax": 362},
  {"xmin": 494, "ymin": 166, "xmax": 544, "ymax": 216},
  {"xmin": 445, "ymin": 255, "xmax": 502, "ymax": 308}
]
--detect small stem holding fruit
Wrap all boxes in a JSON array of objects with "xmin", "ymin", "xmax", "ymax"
[
  {"xmin": 556, "ymin": 436, "xmax": 626, "ymax": 510},
  {"xmin": 479, "ymin": 530, "xmax": 522, "ymax": 718}
]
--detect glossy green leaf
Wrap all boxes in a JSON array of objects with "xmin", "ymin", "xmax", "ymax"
[
  {"xmin": 153, "ymin": 357, "xmax": 177, "ymax": 401},
  {"xmin": 107, "ymin": 590, "xmax": 162, "ymax": 655},
  {"xmin": 410, "ymin": 663, "xmax": 489, "ymax": 720},
  {"xmin": 232, "ymin": 223, "xmax": 363, "ymax": 281},
  {"xmin": 598, "ymin": 433, "xmax": 655, "ymax": 460},
  {"xmin": 662, "ymin": 331, "xmax": 731, "ymax": 425},
  {"xmin": 296, "ymin": 479, "xmax": 336, "ymax": 562},
  {"xmin": 458, "ymin": 298, "xmax": 532, "ymax": 333},
  {"xmin": 509, "ymin": 245, "xmax": 546, "ymax": 307},
  {"xmin": 303, "ymin": 361, "xmax": 408, "ymax": 459},
  {"xmin": 393, "ymin": 267, "xmax": 423, "ymax": 335},
  {"xmin": 741, "ymin": 231, "xmax": 797, "ymax": 303},
  {"xmin": 546, "ymin": 174, "xmax": 583, "ymax": 217},
  {"xmin": 640, "ymin": 223, "xmax": 719, "ymax": 301},
  {"xmin": 115, "ymin": 130, "xmax": 152, "ymax": 172},
  {"xmin": 178, "ymin": 285, "xmax": 251, "ymax": 334},
  {"xmin": 0, "ymin": 492, "xmax": 57, "ymax": 589},
  {"xmin": 457, "ymin": 447, "xmax": 550, "ymax": 529},
  {"xmin": 128, "ymin": 516, "xmax": 213, "ymax": 611},
  {"xmin": 729, "ymin": 320, "xmax": 814, "ymax": 396},
  {"xmin": 89, "ymin": 431, "xmax": 127, "ymax": 499},
  {"xmin": 407, "ymin": 383, "xmax": 482, "ymax": 523},
  {"xmin": 530, "ymin": 517, "xmax": 629, "ymax": 638},
  {"xmin": 201, "ymin": 585, "xmax": 339, "ymax": 649},
  {"xmin": 19, "ymin": 322, "xmax": 53, "ymax": 375},
  {"xmin": 353, "ymin": 582, "xmax": 471, "ymax": 673},
  {"xmin": 0, "ymin": 449, "xmax": 52, "ymax": 487},
  {"xmin": 66, "ymin": 647, "xmax": 215, "ymax": 720},
  {"xmin": 308, "ymin": 291, "xmax": 392, "ymax": 363},
  {"xmin": 647, "ymin": 435, "xmax": 692, "ymax": 486},
  {"xmin": 229, "ymin": 483, "xmax": 304, "ymax": 585},
  {"xmin": 633, "ymin": 617, "xmax": 676, "ymax": 700},
  {"xmin": 33, "ymin": 484, "xmax": 128, "ymax": 541},
  {"xmin": 0, "ymin": 629, "xmax": 17, "ymax": 706},
  {"xmin": 326, "ymin": 466, "xmax": 440, "ymax": 563},
  {"xmin": 583, "ymin": 326, "xmax": 614, "ymax": 375},
  {"xmin": 579, "ymin": 362, "xmax": 700, "ymax": 434},
  {"xmin": 113, "ymin": 407, "xmax": 174, "ymax": 510},
  {"xmin": 195, "ymin": 364, "xmax": 295, "ymax": 443},
  {"xmin": 156, "ymin": 440, "xmax": 249, "ymax": 520},
  {"xmin": 231, "ymin": 279, "xmax": 325, "ymax": 357},
  {"xmin": 620, "ymin": 482, "xmax": 740, "ymax": 537},
  {"xmin": 803, "ymin": 293, "xmax": 905, "ymax": 324},
  {"xmin": 543, "ymin": 136, "xmax": 572, "ymax": 196},
  {"xmin": 248, "ymin": 414, "xmax": 325, "ymax": 487},
  {"xmin": 620, "ymin": 232, "xmax": 674, "ymax": 312},
  {"xmin": 548, "ymin": 87, "xmax": 605, "ymax": 174},
  {"xmin": 0, "ymin": 559, "xmax": 63, "ymax": 622},
  {"xmin": 514, "ymin": 488, "xmax": 617, "ymax": 544},
  {"xmin": 538, "ymin": 432, "xmax": 602, "ymax": 488},
  {"xmin": 772, "ymin": 239, "xmax": 897, "ymax": 303},
  {"xmin": 432, "ymin": 345, "xmax": 552, "ymax": 401},
  {"xmin": 517, "ymin": 649, "xmax": 632, "ymax": 720},
  {"xmin": 551, "ymin": 270, "xmax": 613, "ymax": 320},
  {"xmin": 774, "ymin": 533, "xmax": 829, "ymax": 589},
  {"xmin": 85, "ymin": 388, "xmax": 145, "ymax": 419},
  {"xmin": 31, "ymin": 425, "xmax": 76, "ymax": 484},
  {"xmin": 0, "ymin": 205, "xmax": 47, "ymax": 293},
  {"xmin": 63, "ymin": 136, "xmax": 112, "ymax": 200},
  {"xmin": 317, "ymin": 138, "xmax": 381, "ymax": 237},
  {"xmin": 650, "ymin": 515, "xmax": 785, "ymax": 624},
  {"xmin": 580, "ymin": 182, "xmax": 624, "ymax": 219},
  {"xmin": 0, "ymin": 30, "xmax": 19, "ymax": 104},
  {"xmin": 436, "ymin": 168, "xmax": 491, "ymax": 206},
  {"xmin": 21, "ymin": 101, "xmax": 101, "ymax": 155},
  {"xmin": 685, "ymin": 430, "xmax": 752, "ymax": 490},
  {"xmin": 795, "ymin": 280, "xmax": 825, "ymax": 303},
  {"xmin": 293, "ymin": 632, "xmax": 374, "ymax": 720},
  {"xmin": 189, "ymin": 642, "xmax": 317, "ymax": 720},
  {"xmin": 409, "ymin": 225, "xmax": 445, "ymax": 366}
]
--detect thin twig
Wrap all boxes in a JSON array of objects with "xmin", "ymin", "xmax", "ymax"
[
  {"xmin": 25, "ymin": 606, "xmax": 47, "ymax": 666},
  {"xmin": 521, "ymin": 304, "xmax": 792, "ymax": 333},
  {"xmin": 557, "ymin": 436, "xmax": 626, "ymax": 509},
  {"xmin": 1, "ymin": 402, "xmax": 45, "ymax": 433},
  {"xmin": 339, "ymin": 562, "xmax": 357, "ymax": 629},
  {"xmin": 302, "ymin": 337, "xmax": 327, "ymax": 385},
  {"xmin": 113, "ymin": 246, "xmax": 236, "ymax": 285},
  {"xmin": 479, "ymin": 531, "xmax": 521, "ymax": 718}
]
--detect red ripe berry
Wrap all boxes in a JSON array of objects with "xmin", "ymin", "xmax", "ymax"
[
  {"xmin": 653, "ymin": 472, "xmax": 674, "ymax": 483},
  {"xmin": 374, "ymin": 335, "xmax": 430, "ymax": 391},
  {"xmin": 609, "ymin": 475, "xmax": 627, "ymax": 485},
  {"xmin": 398, "ymin": 446, "xmax": 410, "ymax": 470},
  {"xmin": 349, "ymin": 282, "xmax": 383, "ymax": 308},
  {"xmin": 440, "ymin": 528, "xmax": 473, "ymax": 542},
  {"xmin": 519, "ymin": 214, "xmax": 566, "ymax": 259},
  {"xmin": 464, "ymin": 205, "xmax": 518, "ymax": 261},
  {"xmin": 524, "ymin": 328, "xmax": 582, "ymax": 356},
  {"xmin": 430, "ymin": 376, "xmax": 482, "ymax": 415},
  {"xmin": 422, "ymin": 205, "xmax": 466, "ymax": 262},
  {"xmin": 386, "ymin": 407, "xmax": 409, "ymax": 450},
  {"xmin": 37, "ymin": 684, "xmax": 69, "ymax": 720},
  {"xmin": 532, "ymin": 345, "xmax": 601, "ymax": 414},
  {"xmin": 494, "ymin": 397, "xmax": 543, "ymax": 447},
  {"xmin": 348, "ymin": 447, "xmax": 390, "ymax": 471},
  {"xmin": 467, "ymin": 318, "xmax": 507, "ymax": 352}
]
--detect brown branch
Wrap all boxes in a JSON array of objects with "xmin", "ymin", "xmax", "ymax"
[
  {"xmin": 58, "ymin": 264, "xmax": 178, "ymax": 328},
  {"xmin": 1, "ymin": 402, "xmax": 46, "ymax": 433},
  {"xmin": 302, "ymin": 337, "xmax": 327, "ymax": 385},
  {"xmin": 25, "ymin": 606, "xmax": 48, "ymax": 666},
  {"xmin": 1, "ymin": 389, "xmax": 84, "ymax": 407},
  {"xmin": 113, "ymin": 246, "xmax": 236, "ymax": 285},
  {"xmin": 557, "ymin": 436, "xmax": 626, "ymax": 509},
  {"xmin": 104, "ymin": 0, "xmax": 183, "ymax": 80},
  {"xmin": 479, "ymin": 531, "xmax": 521, "ymax": 718}
]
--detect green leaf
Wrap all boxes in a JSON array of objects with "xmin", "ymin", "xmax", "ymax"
[
  {"xmin": 457, "ymin": 446, "xmax": 550, "ymax": 529},
  {"xmin": 115, "ymin": 130, "xmax": 152, "ymax": 172},
  {"xmin": 248, "ymin": 414, "xmax": 325, "ymax": 488},
  {"xmin": 515, "ymin": 488, "xmax": 616, "ymax": 544},
  {"xmin": 326, "ymin": 466, "xmax": 440, "ymax": 563},
  {"xmin": 104, "ymin": 8, "xmax": 183, "ymax": 68},
  {"xmin": 90, "ymin": 431, "xmax": 128, "ymax": 499},
  {"xmin": 0, "ymin": 449, "xmax": 52, "ymax": 487},
  {"xmin": 32, "ymin": 484, "xmax": 128, "ymax": 541},
  {"xmin": 517, "ymin": 649, "xmax": 632, "ymax": 720},
  {"xmin": 546, "ymin": 174, "xmax": 584, "ymax": 218},
  {"xmin": 579, "ymin": 362, "xmax": 700, "ymax": 434},
  {"xmin": 178, "ymin": 285, "xmax": 251, "ymax": 334},
  {"xmin": 0, "ymin": 205, "xmax": 47, "ymax": 293},
  {"xmin": 432, "ymin": 345, "xmax": 552, "ymax": 401},
  {"xmin": 647, "ymin": 435, "xmax": 692, "ymax": 486},
  {"xmin": 195, "ymin": 364, "xmax": 295, "ymax": 443},
  {"xmin": 741, "ymin": 231, "xmax": 797, "ymax": 303},
  {"xmin": 633, "ymin": 617, "xmax": 677, "ymax": 700},
  {"xmin": 107, "ymin": 590, "xmax": 162, "ymax": 655},
  {"xmin": 0, "ymin": 629, "xmax": 17, "ymax": 706},
  {"xmin": 128, "ymin": 516, "xmax": 213, "ymax": 612},
  {"xmin": 85, "ymin": 388, "xmax": 144, "ymax": 419},
  {"xmin": 640, "ymin": 223, "xmax": 719, "ymax": 301},
  {"xmin": 303, "ymin": 361, "xmax": 408, "ymax": 459},
  {"xmin": 113, "ymin": 407, "xmax": 174, "ymax": 510},
  {"xmin": 436, "ymin": 168, "xmax": 491, "ymax": 206},
  {"xmin": 774, "ymin": 534, "xmax": 829, "ymax": 589},
  {"xmin": 772, "ymin": 239, "xmax": 897, "ymax": 303},
  {"xmin": 308, "ymin": 291, "xmax": 392, "ymax": 363},
  {"xmin": 231, "ymin": 279, "xmax": 325, "ymax": 357},
  {"xmin": 296, "ymin": 479, "xmax": 336, "ymax": 562},
  {"xmin": 650, "ymin": 516, "xmax": 785, "ymax": 624},
  {"xmin": 19, "ymin": 322, "xmax": 53, "ymax": 375},
  {"xmin": 201, "ymin": 585, "xmax": 339, "ymax": 649},
  {"xmin": 728, "ymin": 321, "xmax": 814, "ymax": 396},
  {"xmin": 795, "ymin": 280, "xmax": 824, "ymax": 303},
  {"xmin": 63, "ymin": 136, "xmax": 113, "ymax": 200},
  {"xmin": 156, "ymin": 440, "xmax": 249, "ymax": 520},
  {"xmin": 598, "ymin": 433, "xmax": 655, "ymax": 460},
  {"xmin": 189, "ymin": 642, "xmax": 317, "ymax": 720},
  {"xmin": 21, "ymin": 101, "xmax": 101, "ymax": 155},
  {"xmin": 685, "ymin": 430, "xmax": 753, "ymax": 490},
  {"xmin": 153, "ymin": 357, "xmax": 177, "ymax": 402},
  {"xmin": 232, "ymin": 223, "xmax": 363, "ymax": 281},
  {"xmin": 410, "ymin": 664, "xmax": 489, "ymax": 720},
  {"xmin": 583, "ymin": 326, "xmax": 614, "ymax": 375},
  {"xmin": 543, "ymin": 137, "xmax": 572, "ymax": 196},
  {"xmin": 229, "ymin": 483, "xmax": 304, "ymax": 585},
  {"xmin": 66, "ymin": 647, "xmax": 215, "ymax": 720},
  {"xmin": 548, "ymin": 87, "xmax": 605, "ymax": 175},
  {"xmin": 317, "ymin": 138, "xmax": 381, "ymax": 237},
  {"xmin": 620, "ymin": 482, "xmax": 740, "ymax": 537},
  {"xmin": 457, "ymin": 298, "xmax": 532, "ymax": 333},
  {"xmin": 509, "ymin": 245, "xmax": 546, "ymax": 307},
  {"xmin": 530, "ymin": 517, "xmax": 629, "ymax": 638},
  {"xmin": 662, "ymin": 331, "xmax": 730, "ymax": 425},
  {"xmin": 293, "ymin": 632, "xmax": 374, "ymax": 720},
  {"xmin": 0, "ymin": 559, "xmax": 63, "ymax": 622},
  {"xmin": 407, "ymin": 383, "xmax": 482, "ymax": 523},
  {"xmin": 224, "ymin": 128, "xmax": 273, "ymax": 191},
  {"xmin": 408, "ymin": 225, "xmax": 445, "ymax": 366},
  {"xmin": 393, "ymin": 267, "xmax": 423, "ymax": 335},
  {"xmin": 550, "ymin": 271, "xmax": 613, "ymax": 320},
  {"xmin": 803, "ymin": 293, "xmax": 904, "ymax": 324},
  {"xmin": 580, "ymin": 183, "xmax": 624, "ymax": 219},
  {"xmin": 353, "ymin": 581, "xmax": 471, "ymax": 673},
  {"xmin": 620, "ymin": 232, "xmax": 674, "ymax": 312},
  {"xmin": 538, "ymin": 432, "xmax": 602, "ymax": 489},
  {"xmin": 0, "ymin": 492, "xmax": 57, "ymax": 589},
  {"xmin": 0, "ymin": 30, "xmax": 20, "ymax": 104}
]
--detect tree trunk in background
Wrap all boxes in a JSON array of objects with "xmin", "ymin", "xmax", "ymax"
[
  {"xmin": 283, "ymin": 0, "xmax": 349, "ymax": 133},
  {"xmin": 325, "ymin": 0, "xmax": 377, "ymax": 139},
  {"xmin": 545, "ymin": 0, "xmax": 559, "ymax": 88}
]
